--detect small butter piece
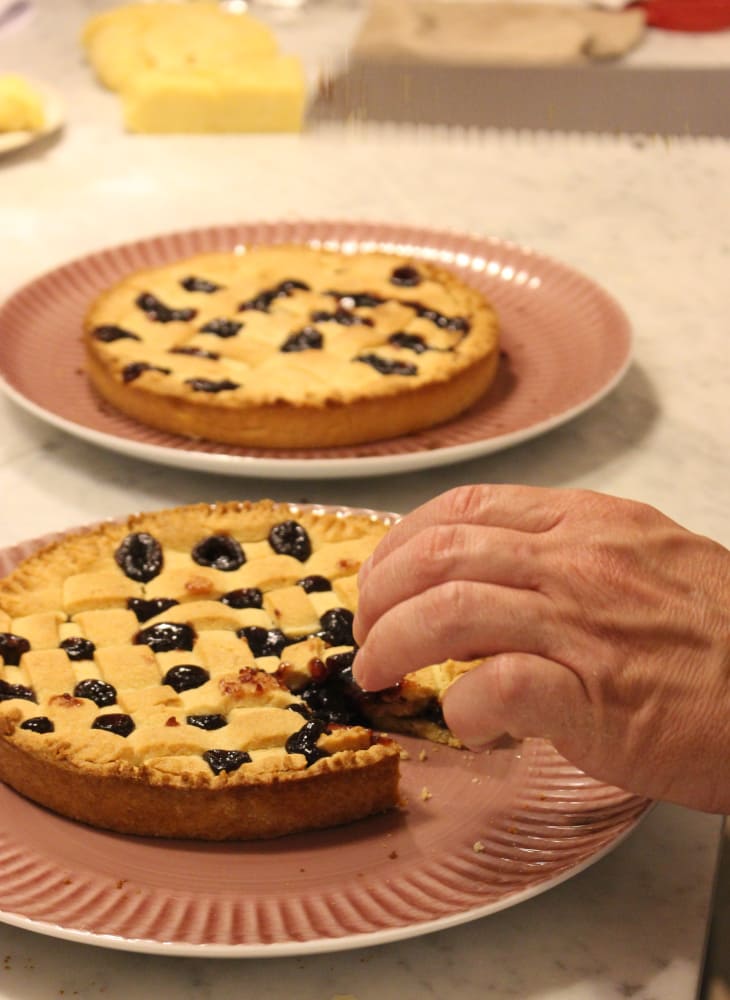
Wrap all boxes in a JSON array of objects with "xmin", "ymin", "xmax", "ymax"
[
  {"xmin": 0, "ymin": 74, "xmax": 45, "ymax": 132},
  {"xmin": 122, "ymin": 60, "xmax": 306, "ymax": 134}
]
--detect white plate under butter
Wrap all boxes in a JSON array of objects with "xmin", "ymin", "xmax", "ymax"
[{"xmin": 0, "ymin": 79, "xmax": 64, "ymax": 155}]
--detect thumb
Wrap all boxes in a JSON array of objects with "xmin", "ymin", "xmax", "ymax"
[{"xmin": 442, "ymin": 653, "xmax": 591, "ymax": 751}]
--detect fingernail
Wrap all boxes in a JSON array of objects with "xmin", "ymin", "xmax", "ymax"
[{"xmin": 352, "ymin": 651, "xmax": 369, "ymax": 690}]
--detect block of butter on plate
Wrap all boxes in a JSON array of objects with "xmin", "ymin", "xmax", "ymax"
[
  {"xmin": 0, "ymin": 74, "xmax": 45, "ymax": 132},
  {"xmin": 122, "ymin": 61, "xmax": 306, "ymax": 133},
  {"xmin": 81, "ymin": 2, "xmax": 307, "ymax": 133}
]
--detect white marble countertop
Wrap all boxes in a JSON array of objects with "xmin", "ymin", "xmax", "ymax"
[{"xmin": 0, "ymin": 3, "xmax": 729, "ymax": 998}]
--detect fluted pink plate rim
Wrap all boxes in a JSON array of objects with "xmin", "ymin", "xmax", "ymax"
[
  {"xmin": 0, "ymin": 517, "xmax": 651, "ymax": 957},
  {"xmin": 0, "ymin": 220, "xmax": 632, "ymax": 480}
]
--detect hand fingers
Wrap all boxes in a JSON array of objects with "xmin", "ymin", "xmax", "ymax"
[
  {"xmin": 359, "ymin": 484, "xmax": 567, "ymax": 589},
  {"xmin": 353, "ymin": 581, "xmax": 561, "ymax": 691},
  {"xmin": 442, "ymin": 653, "xmax": 591, "ymax": 752},
  {"xmin": 354, "ymin": 522, "xmax": 543, "ymax": 645}
]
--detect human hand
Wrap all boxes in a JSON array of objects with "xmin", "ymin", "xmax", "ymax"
[{"xmin": 353, "ymin": 485, "xmax": 730, "ymax": 813}]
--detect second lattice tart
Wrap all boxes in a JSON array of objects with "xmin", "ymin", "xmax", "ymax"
[{"xmin": 83, "ymin": 245, "xmax": 500, "ymax": 448}]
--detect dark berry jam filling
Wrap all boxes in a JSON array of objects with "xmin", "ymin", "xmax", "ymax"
[
  {"xmin": 20, "ymin": 716, "xmax": 54, "ymax": 734},
  {"xmin": 296, "ymin": 650, "xmax": 372, "ymax": 728},
  {"xmin": 286, "ymin": 703, "xmax": 312, "ymax": 720},
  {"xmin": 301, "ymin": 681, "xmax": 357, "ymax": 725},
  {"xmin": 390, "ymin": 265, "xmax": 421, "ymax": 287},
  {"xmin": 327, "ymin": 650, "xmax": 356, "ymax": 675},
  {"xmin": 163, "ymin": 664, "xmax": 210, "ymax": 693},
  {"xmin": 355, "ymin": 354, "xmax": 418, "ymax": 376},
  {"xmin": 135, "ymin": 292, "xmax": 197, "ymax": 323},
  {"xmin": 237, "ymin": 625, "xmax": 289, "ymax": 658},
  {"xmin": 388, "ymin": 332, "xmax": 428, "ymax": 354},
  {"xmin": 127, "ymin": 597, "xmax": 179, "ymax": 623},
  {"xmin": 92, "ymin": 325, "xmax": 141, "ymax": 343},
  {"xmin": 180, "ymin": 276, "xmax": 222, "ymax": 293},
  {"xmin": 285, "ymin": 718, "xmax": 328, "ymax": 766},
  {"xmin": 328, "ymin": 291, "xmax": 385, "ymax": 308},
  {"xmin": 199, "ymin": 318, "xmax": 243, "ymax": 338},
  {"xmin": 187, "ymin": 713, "xmax": 227, "ymax": 731},
  {"xmin": 280, "ymin": 326, "xmax": 323, "ymax": 352},
  {"xmin": 60, "ymin": 637, "xmax": 96, "ymax": 661},
  {"xmin": 0, "ymin": 632, "xmax": 31, "ymax": 666},
  {"xmin": 240, "ymin": 279, "xmax": 310, "ymax": 313},
  {"xmin": 268, "ymin": 520, "xmax": 311, "ymax": 562},
  {"xmin": 203, "ymin": 749, "xmax": 252, "ymax": 774},
  {"xmin": 115, "ymin": 532, "xmax": 163, "ymax": 583},
  {"xmin": 318, "ymin": 608, "xmax": 355, "ymax": 646},
  {"xmin": 135, "ymin": 622, "xmax": 195, "ymax": 652},
  {"xmin": 0, "ymin": 679, "xmax": 36, "ymax": 703},
  {"xmin": 185, "ymin": 378, "xmax": 240, "ymax": 393},
  {"xmin": 310, "ymin": 308, "xmax": 373, "ymax": 327},
  {"xmin": 92, "ymin": 713, "xmax": 135, "ymax": 737},
  {"xmin": 122, "ymin": 362, "xmax": 171, "ymax": 383},
  {"xmin": 296, "ymin": 574, "xmax": 332, "ymax": 594},
  {"xmin": 169, "ymin": 346, "xmax": 221, "ymax": 360},
  {"xmin": 403, "ymin": 300, "xmax": 470, "ymax": 332},
  {"xmin": 423, "ymin": 700, "xmax": 447, "ymax": 727},
  {"xmin": 74, "ymin": 678, "xmax": 117, "ymax": 708},
  {"xmin": 192, "ymin": 534, "xmax": 245, "ymax": 571},
  {"xmin": 220, "ymin": 587, "xmax": 263, "ymax": 609}
]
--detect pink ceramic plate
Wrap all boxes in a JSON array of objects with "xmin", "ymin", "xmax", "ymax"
[
  {"xmin": 0, "ymin": 220, "xmax": 632, "ymax": 480},
  {"xmin": 0, "ymin": 520, "xmax": 651, "ymax": 957}
]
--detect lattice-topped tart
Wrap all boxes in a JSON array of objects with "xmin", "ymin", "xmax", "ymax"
[
  {"xmin": 83, "ymin": 245, "xmax": 500, "ymax": 448},
  {"xmin": 0, "ymin": 501, "xmax": 469, "ymax": 840}
]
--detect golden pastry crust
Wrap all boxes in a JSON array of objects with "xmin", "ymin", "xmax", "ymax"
[
  {"xmin": 0, "ymin": 501, "xmax": 401, "ymax": 839},
  {"xmin": 83, "ymin": 246, "xmax": 500, "ymax": 448},
  {"xmin": 0, "ymin": 724, "xmax": 399, "ymax": 840}
]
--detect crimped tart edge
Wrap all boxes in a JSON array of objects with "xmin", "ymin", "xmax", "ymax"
[{"xmin": 0, "ymin": 729, "xmax": 401, "ymax": 840}]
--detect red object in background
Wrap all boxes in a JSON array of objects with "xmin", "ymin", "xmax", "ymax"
[{"xmin": 638, "ymin": 0, "xmax": 730, "ymax": 30}]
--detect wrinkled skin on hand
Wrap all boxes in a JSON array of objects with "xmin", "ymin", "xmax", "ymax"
[{"xmin": 353, "ymin": 485, "xmax": 730, "ymax": 813}]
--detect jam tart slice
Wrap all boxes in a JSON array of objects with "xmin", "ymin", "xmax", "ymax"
[
  {"xmin": 83, "ymin": 245, "xmax": 500, "ymax": 448},
  {"xmin": 360, "ymin": 660, "xmax": 483, "ymax": 748}
]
